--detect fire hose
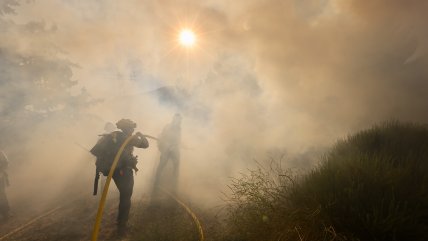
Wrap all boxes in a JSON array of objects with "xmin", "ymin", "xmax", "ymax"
[
  {"xmin": 90, "ymin": 133, "xmax": 203, "ymax": 241},
  {"xmin": 91, "ymin": 134, "xmax": 134, "ymax": 241}
]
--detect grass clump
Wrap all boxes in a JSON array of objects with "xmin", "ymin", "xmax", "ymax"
[{"xmin": 225, "ymin": 121, "xmax": 428, "ymax": 241}]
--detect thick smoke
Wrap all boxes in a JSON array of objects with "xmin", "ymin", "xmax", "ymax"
[{"xmin": 1, "ymin": 0, "xmax": 427, "ymax": 208}]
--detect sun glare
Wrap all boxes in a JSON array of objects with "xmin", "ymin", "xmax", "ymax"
[{"xmin": 179, "ymin": 29, "xmax": 196, "ymax": 47}]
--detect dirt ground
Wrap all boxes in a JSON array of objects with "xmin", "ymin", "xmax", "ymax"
[
  {"xmin": 0, "ymin": 193, "xmax": 119, "ymax": 241},
  {"xmin": 0, "ymin": 191, "xmax": 210, "ymax": 241}
]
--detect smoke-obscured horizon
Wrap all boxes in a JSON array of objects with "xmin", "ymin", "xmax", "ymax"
[{"xmin": 1, "ymin": 0, "xmax": 427, "ymax": 208}]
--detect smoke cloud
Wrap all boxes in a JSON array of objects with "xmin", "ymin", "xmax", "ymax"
[{"xmin": 1, "ymin": 0, "xmax": 427, "ymax": 207}]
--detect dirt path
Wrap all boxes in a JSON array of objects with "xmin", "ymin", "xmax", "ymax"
[
  {"xmin": 0, "ymin": 195, "xmax": 120, "ymax": 241},
  {"xmin": 0, "ymin": 191, "xmax": 211, "ymax": 241}
]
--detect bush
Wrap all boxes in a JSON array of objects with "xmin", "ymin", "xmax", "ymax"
[
  {"xmin": 225, "ymin": 121, "xmax": 428, "ymax": 241},
  {"xmin": 224, "ymin": 161, "xmax": 297, "ymax": 241}
]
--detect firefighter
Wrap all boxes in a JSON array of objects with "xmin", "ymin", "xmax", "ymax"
[
  {"xmin": 90, "ymin": 119, "xmax": 149, "ymax": 235},
  {"xmin": 152, "ymin": 113, "xmax": 182, "ymax": 196},
  {"xmin": 0, "ymin": 150, "xmax": 10, "ymax": 221}
]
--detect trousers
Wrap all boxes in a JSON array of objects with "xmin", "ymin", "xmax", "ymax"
[
  {"xmin": 0, "ymin": 176, "xmax": 9, "ymax": 217},
  {"xmin": 113, "ymin": 168, "xmax": 134, "ymax": 226},
  {"xmin": 152, "ymin": 150, "xmax": 180, "ymax": 196}
]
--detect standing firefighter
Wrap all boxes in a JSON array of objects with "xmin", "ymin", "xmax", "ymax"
[
  {"xmin": 90, "ymin": 119, "xmax": 149, "ymax": 235},
  {"xmin": 152, "ymin": 113, "xmax": 182, "ymax": 196},
  {"xmin": 0, "ymin": 151, "xmax": 10, "ymax": 221}
]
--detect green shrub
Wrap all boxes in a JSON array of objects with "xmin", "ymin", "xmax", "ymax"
[{"xmin": 225, "ymin": 121, "xmax": 428, "ymax": 241}]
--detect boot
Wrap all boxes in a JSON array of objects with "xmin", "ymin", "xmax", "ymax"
[{"xmin": 117, "ymin": 221, "xmax": 128, "ymax": 237}]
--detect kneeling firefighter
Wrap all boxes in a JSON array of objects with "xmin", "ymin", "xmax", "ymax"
[{"xmin": 90, "ymin": 118, "xmax": 149, "ymax": 235}]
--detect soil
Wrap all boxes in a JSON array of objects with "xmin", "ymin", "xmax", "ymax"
[{"xmin": 0, "ymin": 192, "xmax": 209, "ymax": 241}]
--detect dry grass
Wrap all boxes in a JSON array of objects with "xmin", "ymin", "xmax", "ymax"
[{"xmin": 222, "ymin": 121, "xmax": 428, "ymax": 241}]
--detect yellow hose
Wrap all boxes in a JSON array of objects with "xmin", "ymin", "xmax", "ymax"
[
  {"xmin": 91, "ymin": 134, "xmax": 135, "ymax": 241},
  {"xmin": 161, "ymin": 188, "xmax": 205, "ymax": 241}
]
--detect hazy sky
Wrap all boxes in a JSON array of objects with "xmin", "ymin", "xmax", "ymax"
[{"xmin": 1, "ymin": 0, "xmax": 428, "ymax": 205}]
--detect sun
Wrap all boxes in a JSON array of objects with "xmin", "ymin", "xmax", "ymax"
[{"xmin": 179, "ymin": 29, "xmax": 196, "ymax": 47}]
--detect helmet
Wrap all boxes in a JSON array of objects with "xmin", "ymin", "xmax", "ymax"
[
  {"xmin": 116, "ymin": 119, "xmax": 137, "ymax": 130},
  {"xmin": 172, "ymin": 113, "xmax": 182, "ymax": 125},
  {"xmin": 104, "ymin": 122, "xmax": 116, "ymax": 133}
]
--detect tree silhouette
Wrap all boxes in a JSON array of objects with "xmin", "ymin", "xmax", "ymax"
[{"xmin": 0, "ymin": 1, "xmax": 99, "ymax": 149}]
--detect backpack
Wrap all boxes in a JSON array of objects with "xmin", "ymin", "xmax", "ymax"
[{"xmin": 90, "ymin": 132, "xmax": 122, "ymax": 176}]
